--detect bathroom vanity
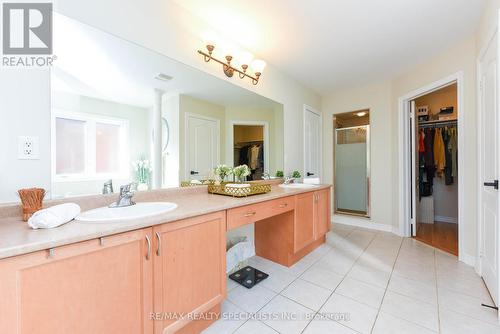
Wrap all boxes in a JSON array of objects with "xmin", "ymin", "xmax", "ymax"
[{"xmin": 0, "ymin": 185, "xmax": 330, "ymax": 334}]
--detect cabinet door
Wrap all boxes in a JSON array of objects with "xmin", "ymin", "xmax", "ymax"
[
  {"xmin": 0, "ymin": 228, "xmax": 154, "ymax": 334},
  {"xmin": 294, "ymin": 192, "xmax": 316, "ymax": 252},
  {"xmin": 153, "ymin": 211, "xmax": 226, "ymax": 334},
  {"xmin": 315, "ymin": 189, "xmax": 331, "ymax": 238}
]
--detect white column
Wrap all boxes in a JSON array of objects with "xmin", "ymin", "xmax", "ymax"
[{"xmin": 151, "ymin": 89, "xmax": 164, "ymax": 189}]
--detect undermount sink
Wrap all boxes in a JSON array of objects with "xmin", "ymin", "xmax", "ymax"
[
  {"xmin": 76, "ymin": 202, "xmax": 178, "ymax": 223},
  {"xmin": 279, "ymin": 183, "xmax": 319, "ymax": 189}
]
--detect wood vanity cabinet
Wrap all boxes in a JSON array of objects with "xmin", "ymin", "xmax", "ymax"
[
  {"xmin": 294, "ymin": 192, "xmax": 316, "ymax": 252},
  {"xmin": 294, "ymin": 189, "xmax": 331, "ymax": 252},
  {"xmin": 315, "ymin": 188, "xmax": 331, "ymax": 238},
  {"xmin": 255, "ymin": 188, "xmax": 331, "ymax": 267},
  {"xmin": 0, "ymin": 228, "xmax": 154, "ymax": 334},
  {"xmin": 152, "ymin": 211, "xmax": 226, "ymax": 334}
]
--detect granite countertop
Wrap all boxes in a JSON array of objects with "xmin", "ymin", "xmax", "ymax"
[{"xmin": 0, "ymin": 184, "xmax": 331, "ymax": 260}]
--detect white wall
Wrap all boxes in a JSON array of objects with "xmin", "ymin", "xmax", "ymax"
[
  {"xmin": 391, "ymin": 36, "xmax": 477, "ymax": 258},
  {"xmin": 54, "ymin": 0, "xmax": 321, "ymax": 173},
  {"xmin": 322, "ymin": 36, "xmax": 478, "ymax": 258},
  {"xmin": 0, "ymin": 69, "xmax": 51, "ymax": 203}
]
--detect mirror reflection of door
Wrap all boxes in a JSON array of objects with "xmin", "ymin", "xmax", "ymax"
[
  {"xmin": 233, "ymin": 125, "xmax": 265, "ymax": 180},
  {"xmin": 186, "ymin": 113, "xmax": 220, "ymax": 180},
  {"xmin": 334, "ymin": 110, "xmax": 370, "ymax": 217}
]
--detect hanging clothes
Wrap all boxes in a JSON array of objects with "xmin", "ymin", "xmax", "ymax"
[
  {"xmin": 448, "ymin": 127, "xmax": 458, "ymax": 177},
  {"xmin": 419, "ymin": 130, "xmax": 425, "ymax": 153},
  {"xmin": 248, "ymin": 145, "xmax": 261, "ymax": 169},
  {"xmin": 433, "ymin": 128, "xmax": 445, "ymax": 177},
  {"xmin": 442, "ymin": 128, "xmax": 454, "ymax": 185},
  {"xmin": 423, "ymin": 128, "xmax": 435, "ymax": 184}
]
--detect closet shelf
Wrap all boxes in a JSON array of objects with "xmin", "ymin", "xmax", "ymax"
[{"xmin": 419, "ymin": 119, "xmax": 457, "ymax": 128}]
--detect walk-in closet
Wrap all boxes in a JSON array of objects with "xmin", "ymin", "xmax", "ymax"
[
  {"xmin": 233, "ymin": 125, "xmax": 265, "ymax": 180},
  {"xmin": 413, "ymin": 83, "xmax": 458, "ymax": 255}
]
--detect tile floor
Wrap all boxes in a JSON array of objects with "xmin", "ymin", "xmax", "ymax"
[{"xmin": 203, "ymin": 224, "xmax": 500, "ymax": 334}]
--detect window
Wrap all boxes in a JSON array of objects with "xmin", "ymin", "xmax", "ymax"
[{"xmin": 52, "ymin": 110, "xmax": 129, "ymax": 181}]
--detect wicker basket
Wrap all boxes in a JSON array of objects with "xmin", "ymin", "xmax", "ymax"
[{"xmin": 208, "ymin": 182, "xmax": 271, "ymax": 197}]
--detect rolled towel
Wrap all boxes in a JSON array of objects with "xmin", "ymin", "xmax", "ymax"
[
  {"xmin": 28, "ymin": 203, "xmax": 81, "ymax": 229},
  {"xmin": 225, "ymin": 183, "xmax": 251, "ymax": 188}
]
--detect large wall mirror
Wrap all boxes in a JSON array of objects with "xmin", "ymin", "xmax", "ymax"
[
  {"xmin": 0, "ymin": 13, "xmax": 284, "ymax": 203},
  {"xmin": 333, "ymin": 110, "xmax": 370, "ymax": 217}
]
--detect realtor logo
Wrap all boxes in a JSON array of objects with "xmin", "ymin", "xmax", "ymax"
[{"xmin": 2, "ymin": 3, "xmax": 53, "ymax": 55}]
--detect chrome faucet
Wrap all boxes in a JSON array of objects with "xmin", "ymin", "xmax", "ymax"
[
  {"xmin": 262, "ymin": 172, "xmax": 271, "ymax": 180},
  {"xmin": 102, "ymin": 179, "xmax": 114, "ymax": 194},
  {"xmin": 109, "ymin": 183, "xmax": 136, "ymax": 208},
  {"xmin": 284, "ymin": 176, "xmax": 295, "ymax": 185}
]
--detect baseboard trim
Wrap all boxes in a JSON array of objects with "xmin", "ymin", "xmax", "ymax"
[
  {"xmin": 331, "ymin": 214, "xmax": 393, "ymax": 232},
  {"xmin": 435, "ymin": 215, "xmax": 458, "ymax": 224},
  {"xmin": 460, "ymin": 252, "xmax": 476, "ymax": 268}
]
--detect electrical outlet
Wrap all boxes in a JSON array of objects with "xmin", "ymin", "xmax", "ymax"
[{"xmin": 18, "ymin": 136, "xmax": 39, "ymax": 160}]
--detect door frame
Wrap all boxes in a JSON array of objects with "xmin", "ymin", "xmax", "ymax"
[
  {"xmin": 228, "ymin": 120, "xmax": 269, "ymax": 173},
  {"xmin": 334, "ymin": 124, "xmax": 371, "ymax": 218},
  {"xmin": 303, "ymin": 104, "xmax": 323, "ymax": 181},
  {"xmin": 397, "ymin": 71, "xmax": 465, "ymax": 261},
  {"xmin": 184, "ymin": 112, "xmax": 220, "ymax": 180},
  {"xmin": 477, "ymin": 23, "xmax": 500, "ymax": 281}
]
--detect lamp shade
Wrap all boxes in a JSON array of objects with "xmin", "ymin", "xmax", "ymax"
[
  {"xmin": 251, "ymin": 59, "xmax": 266, "ymax": 74},
  {"xmin": 238, "ymin": 52, "xmax": 254, "ymax": 66},
  {"xmin": 202, "ymin": 32, "xmax": 216, "ymax": 46}
]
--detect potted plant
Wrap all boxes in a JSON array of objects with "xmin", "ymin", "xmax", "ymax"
[
  {"xmin": 214, "ymin": 164, "xmax": 232, "ymax": 183},
  {"xmin": 276, "ymin": 170, "xmax": 284, "ymax": 178},
  {"xmin": 132, "ymin": 158, "xmax": 152, "ymax": 191},
  {"xmin": 292, "ymin": 170, "xmax": 302, "ymax": 179},
  {"xmin": 233, "ymin": 165, "xmax": 251, "ymax": 183}
]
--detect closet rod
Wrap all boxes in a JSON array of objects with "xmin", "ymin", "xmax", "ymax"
[{"xmin": 419, "ymin": 120, "xmax": 457, "ymax": 129}]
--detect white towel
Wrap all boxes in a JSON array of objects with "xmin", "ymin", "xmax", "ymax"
[
  {"xmin": 28, "ymin": 203, "xmax": 81, "ymax": 229},
  {"xmin": 225, "ymin": 183, "xmax": 251, "ymax": 188}
]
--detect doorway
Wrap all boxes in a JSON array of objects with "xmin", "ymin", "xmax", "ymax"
[
  {"xmin": 233, "ymin": 124, "xmax": 266, "ymax": 180},
  {"xmin": 412, "ymin": 84, "xmax": 459, "ymax": 255},
  {"xmin": 304, "ymin": 105, "xmax": 322, "ymax": 182},
  {"xmin": 398, "ymin": 72, "xmax": 464, "ymax": 261},
  {"xmin": 185, "ymin": 113, "xmax": 220, "ymax": 180},
  {"xmin": 333, "ymin": 110, "xmax": 370, "ymax": 217}
]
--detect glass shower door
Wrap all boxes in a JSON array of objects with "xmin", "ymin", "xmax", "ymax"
[{"xmin": 335, "ymin": 126, "xmax": 370, "ymax": 216}]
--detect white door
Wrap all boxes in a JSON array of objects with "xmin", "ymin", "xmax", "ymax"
[
  {"xmin": 186, "ymin": 114, "xmax": 219, "ymax": 180},
  {"xmin": 410, "ymin": 100, "xmax": 418, "ymax": 236},
  {"xmin": 304, "ymin": 107, "xmax": 322, "ymax": 182},
  {"xmin": 479, "ymin": 32, "xmax": 500, "ymax": 306}
]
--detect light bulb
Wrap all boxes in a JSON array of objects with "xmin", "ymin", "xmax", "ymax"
[
  {"xmin": 251, "ymin": 59, "xmax": 266, "ymax": 74},
  {"xmin": 238, "ymin": 52, "xmax": 254, "ymax": 66},
  {"xmin": 202, "ymin": 32, "xmax": 216, "ymax": 47}
]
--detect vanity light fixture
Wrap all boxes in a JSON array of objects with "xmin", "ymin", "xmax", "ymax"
[
  {"xmin": 356, "ymin": 111, "xmax": 367, "ymax": 117},
  {"xmin": 197, "ymin": 44, "xmax": 266, "ymax": 85}
]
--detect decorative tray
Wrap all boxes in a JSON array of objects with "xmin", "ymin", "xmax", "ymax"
[
  {"xmin": 207, "ymin": 182, "xmax": 272, "ymax": 197},
  {"xmin": 180, "ymin": 180, "xmax": 215, "ymax": 187}
]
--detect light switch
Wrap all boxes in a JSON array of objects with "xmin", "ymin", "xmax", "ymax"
[{"xmin": 18, "ymin": 136, "xmax": 39, "ymax": 160}]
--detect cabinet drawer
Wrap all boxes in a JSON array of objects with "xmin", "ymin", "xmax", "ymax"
[
  {"xmin": 269, "ymin": 196, "xmax": 295, "ymax": 216},
  {"xmin": 227, "ymin": 197, "xmax": 295, "ymax": 231}
]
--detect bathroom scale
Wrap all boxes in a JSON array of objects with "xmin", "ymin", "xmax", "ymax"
[{"xmin": 229, "ymin": 266, "xmax": 269, "ymax": 289}]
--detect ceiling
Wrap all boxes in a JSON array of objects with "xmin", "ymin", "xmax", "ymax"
[
  {"xmin": 53, "ymin": 13, "xmax": 280, "ymax": 109},
  {"xmin": 173, "ymin": 0, "xmax": 486, "ymax": 95}
]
